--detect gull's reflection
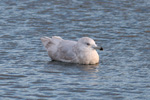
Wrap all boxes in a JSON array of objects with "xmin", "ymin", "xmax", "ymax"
[
  {"xmin": 79, "ymin": 63, "xmax": 99, "ymax": 72},
  {"xmin": 46, "ymin": 61, "xmax": 100, "ymax": 73},
  {"xmin": 42, "ymin": 61, "xmax": 101, "ymax": 85}
]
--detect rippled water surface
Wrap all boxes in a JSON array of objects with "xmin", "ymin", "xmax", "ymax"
[{"xmin": 0, "ymin": 0, "xmax": 150, "ymax": 100}]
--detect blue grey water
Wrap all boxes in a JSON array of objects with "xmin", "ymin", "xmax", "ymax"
[{"xmin": 0, "ymin": 0, "xmax": 150, "ymax": 100}]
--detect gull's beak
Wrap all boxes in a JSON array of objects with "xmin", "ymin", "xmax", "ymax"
[{"xmin": 93, "ymin": 45, "xmax": 103, "ymax": 51}]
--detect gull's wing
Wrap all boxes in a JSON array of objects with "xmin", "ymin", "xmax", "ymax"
[{"xmin": 55, "ymin": 40, "xmax": 77, "ymax": 62}]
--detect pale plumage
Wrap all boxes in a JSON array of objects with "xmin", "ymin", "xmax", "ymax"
[{"xmin": 41, "ymin": 36, "xmax": 103, "ymax": 65}]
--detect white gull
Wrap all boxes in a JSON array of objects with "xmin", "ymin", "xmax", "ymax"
[{"xmin": 41, "ymin": 36, "xmax": 103, "ymax": 65}]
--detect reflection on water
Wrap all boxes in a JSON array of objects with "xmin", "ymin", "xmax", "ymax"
[
  {"xmin": 0, "ymin": 0, "xmax": 150, "ymax": 99},
  {"xmin": 43, "ymin": 61, "xmax": 100, "ymax": 80}
]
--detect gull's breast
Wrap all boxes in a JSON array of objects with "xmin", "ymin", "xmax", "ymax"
[{"xmin": 78, "ymin": 50, "xmax": 99, "ymax": 65}]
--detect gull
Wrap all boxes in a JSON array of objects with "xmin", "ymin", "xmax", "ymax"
[{"xmin": 41, "ymin": 36, "xmax": 103, "ymax": 65}]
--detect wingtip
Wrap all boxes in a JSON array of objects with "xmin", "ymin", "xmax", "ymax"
[
  {"xmin": 52, "ymin": 36, "xmax": 62, "ymax": 39},
  {"xmin": 40, "ymin": 36, "xmax": 51, "ymax": 42}
]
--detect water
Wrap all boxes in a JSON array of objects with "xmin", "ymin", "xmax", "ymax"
[{"xmin": 0, "ymin": 0, "xmax": 150, "ymax": 99}]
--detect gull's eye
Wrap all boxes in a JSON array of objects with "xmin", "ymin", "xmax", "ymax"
[{"xmin": 86, "ymin": 43, "xmax": 90, "ymax": 46}]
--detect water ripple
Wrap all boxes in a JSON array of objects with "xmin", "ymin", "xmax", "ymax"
[{"xmin": 0, "ymin": 0, "xmax": 150, "ymax": 100}]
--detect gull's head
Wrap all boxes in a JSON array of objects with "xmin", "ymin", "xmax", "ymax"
[{"xmin": 77, "ymin": 37, "xmax": 103, "ymax": 51}]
